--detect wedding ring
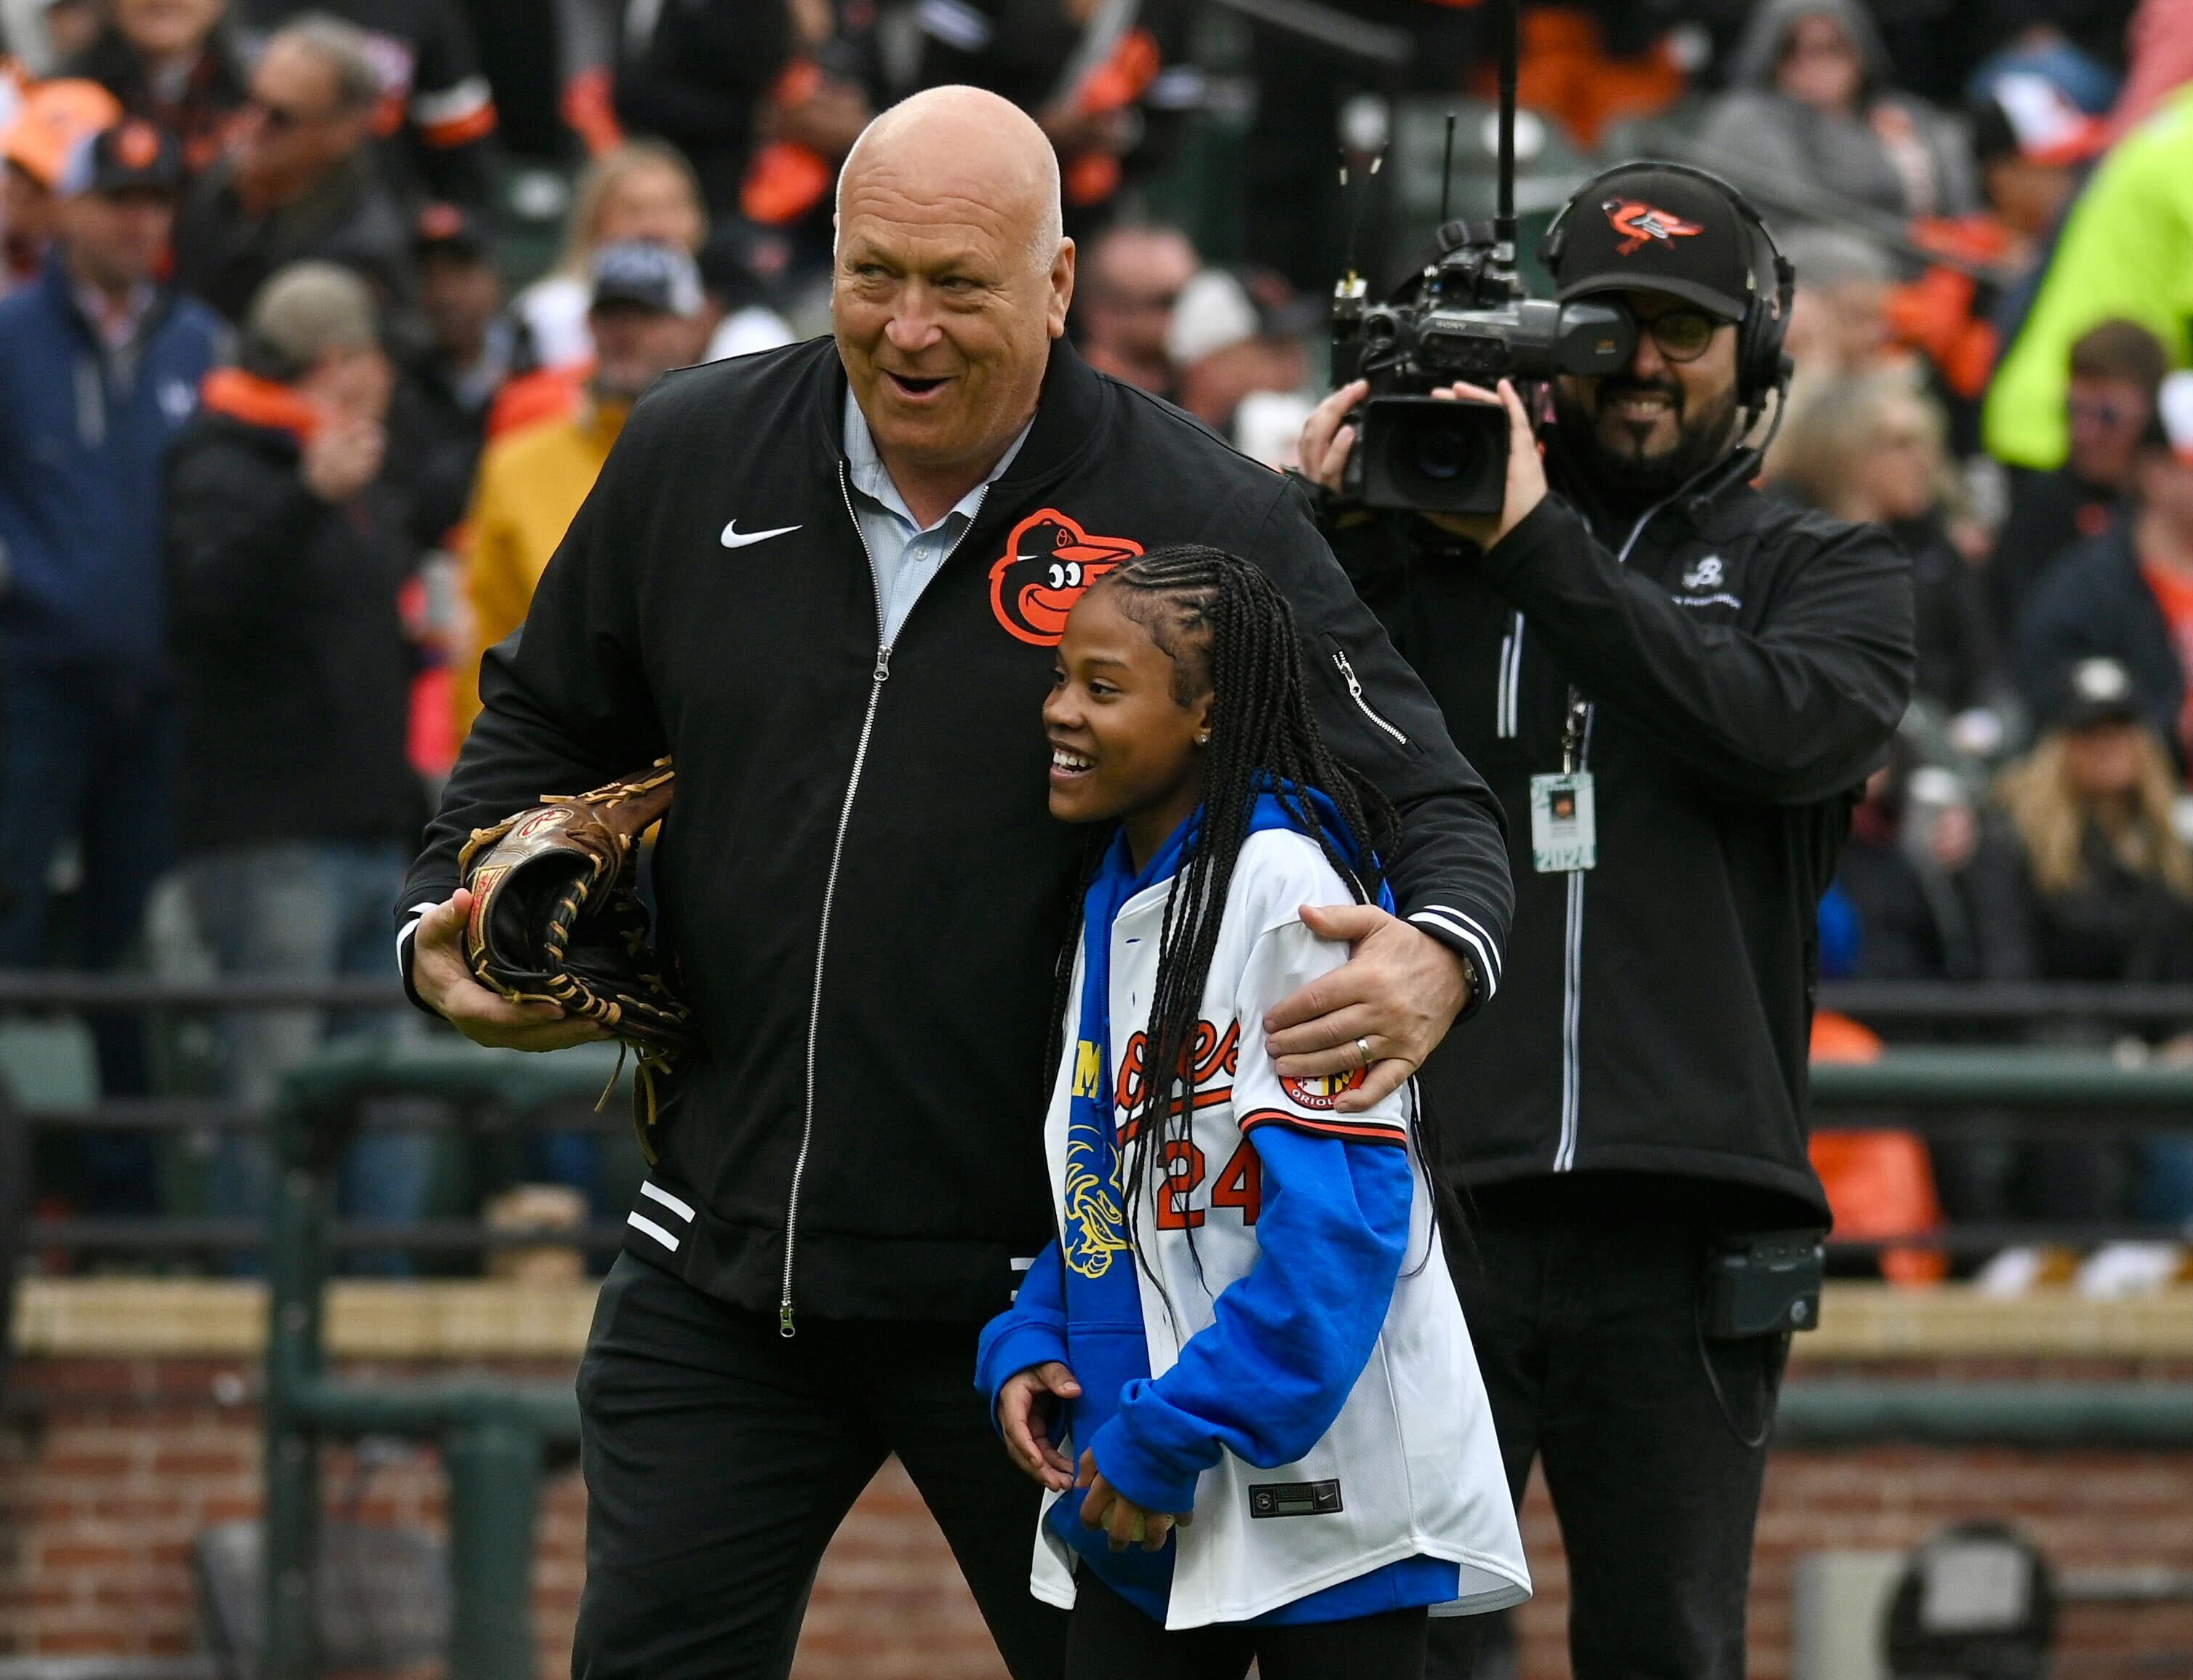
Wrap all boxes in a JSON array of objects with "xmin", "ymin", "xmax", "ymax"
[{"xmin": 1356, "ymin": 1036, "xmax": 1374, "ymax": 1069}]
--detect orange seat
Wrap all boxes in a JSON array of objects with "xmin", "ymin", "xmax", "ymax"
[
  {"xmin": 1810, "ymin": 1009, "xmax": 1882, "ymax": 1063},
  {"xmin": 1810, "ymin": 1129, "xmax": 1949, "ymax": 1286},
  {"xmin": 1809, "ymin": 1012, "xmax": 1947, "ymax": 1284}
]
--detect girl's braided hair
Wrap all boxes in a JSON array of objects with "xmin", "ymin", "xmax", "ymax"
[{"xmin": 1092, "ymin": 544, "xmax": 1400, "ymax": 1268}]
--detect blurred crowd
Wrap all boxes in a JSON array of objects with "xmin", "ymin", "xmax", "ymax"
[{"xmin": 4, "ymin": 0, "xmax": 2193, "ymax": 1284}]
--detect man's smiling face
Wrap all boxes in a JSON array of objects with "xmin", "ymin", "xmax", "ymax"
[
  {"xmin": 832, "ymin": 135, "xmax": 1073, "ymax": 482},
  {"xmin": 1555, "ymin": 287, "xmax": 1745, "ymax": 500}
]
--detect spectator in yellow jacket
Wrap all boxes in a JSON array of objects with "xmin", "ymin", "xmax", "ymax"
[{"xmin": 455, "ymin": 241, "xmax": 710, "ymax": 735}]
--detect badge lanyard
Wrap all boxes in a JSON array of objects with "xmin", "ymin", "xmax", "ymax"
[
  {"xmin": 1522, "ymin": 486, "xmax": 1673, "ymax": 876},
  {"xmin": 1529, "ymin": 687, "xmax": 1596, "ymax": 873}
]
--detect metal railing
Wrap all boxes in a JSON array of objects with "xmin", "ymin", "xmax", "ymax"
[
  {"xmin": 6, "ymin": 973, "xmax": 2193, "ymax": 1263},
  {"xmin": 1821, "ymin": 980, "xmax": 2193, "ymax": 1030},
  {"xmin": 4, "ymin": 973, "xmax": 623, "ymax": 1263}
]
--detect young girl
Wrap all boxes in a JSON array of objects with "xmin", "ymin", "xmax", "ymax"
[{"xmin": 977, "ymin": 547, "xmax": 1528, "ymax": 1677}]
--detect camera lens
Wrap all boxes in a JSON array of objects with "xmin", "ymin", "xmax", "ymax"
[{"xmin": 1413, "ymin": 425, "xmax": 1466, "ymax": 481}]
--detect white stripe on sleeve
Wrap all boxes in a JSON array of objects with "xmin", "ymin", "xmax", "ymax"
[
  {"xmin": 639, "ymin": 1181, "xmax": 696, "ymax": 1223},
  {"xmin": 1407, "ymin": 909, "xmax": 1501, "ymax": 1001},
  {"xmin": 394, "ymin": 900, "xmax": 441, "ymax": 964}
]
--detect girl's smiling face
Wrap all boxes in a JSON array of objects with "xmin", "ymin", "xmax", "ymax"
[{"xmin": 1043, "ymin": 583, "xmax": 1213, "ymax": 865}]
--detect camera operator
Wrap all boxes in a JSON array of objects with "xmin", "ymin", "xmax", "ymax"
[{"xmin": 1297, "ymin": 161, "xmax": 1914, "ymax": 1678}]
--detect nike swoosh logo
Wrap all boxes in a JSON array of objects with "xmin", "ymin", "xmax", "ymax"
[{"xmin": 720, "ymin": 520, "xmax": 802, "ymax": 548}]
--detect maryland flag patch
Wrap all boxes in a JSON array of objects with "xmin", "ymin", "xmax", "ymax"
[{"xmin": 1279, "ymin": 1067, "xmax": 1367, "ymax": 1112}]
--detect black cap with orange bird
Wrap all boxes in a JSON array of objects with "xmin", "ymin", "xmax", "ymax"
[{"xmin": 1546, "ymin": 161, "xmax": 1764, "ymax": 324}]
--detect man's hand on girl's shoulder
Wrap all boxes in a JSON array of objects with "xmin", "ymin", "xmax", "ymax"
[{"xmin": 1263, "ymin": 905, "xmax": 1471, "ymax": 1111}]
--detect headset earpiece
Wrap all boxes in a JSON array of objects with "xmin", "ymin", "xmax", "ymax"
[{"xmin": 1734, "ymin": 236, "xmax": 1795, "ymax": 415}]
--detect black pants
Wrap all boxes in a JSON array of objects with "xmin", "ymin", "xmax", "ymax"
[
  {"xmin": 1066, "ymin": 1570, "xmax": 1428, "ymax": 1680},
  {"xmin": 1425, "ymin": 1177, "xmax": 1791, "ymax": 1680},
  {"xmin": 571, "ymin": 1253, "xmax": 1066, "ymax": 1679}
]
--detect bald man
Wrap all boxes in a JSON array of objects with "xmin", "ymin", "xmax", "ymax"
[
  {"xmin": 1080, "ymin": 223, "xmax": 1201, "ymax": 396},
  {"xmin": 396, "ymin": 87, "xmax": 1513, "ymax": 1678}
]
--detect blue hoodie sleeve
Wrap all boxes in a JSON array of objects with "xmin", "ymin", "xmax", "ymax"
[
  {"xmin": 974, "ymin": 1241, "xmax": 1073, "ymax": 1433},
  {"xmin": 1087, "ymin": 1124, "xmax": 1413, "ymax": 1513}
]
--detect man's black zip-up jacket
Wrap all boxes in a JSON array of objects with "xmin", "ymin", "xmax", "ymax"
[
  {"xmin": 400, "ymin": 337, "xmax": 1513, "ymax": 1324},
  {"xmin": 1327, "ymin": 460, "xmax": 1913, "ymax": 1220}
]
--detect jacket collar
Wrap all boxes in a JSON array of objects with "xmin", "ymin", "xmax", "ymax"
[
  {"xmin": 36, "ymin": 255, "xmax": 175, "ymax": 352},
  {"xmin": 1547, "ymin": 436, "xmax": 1759, "ymax": 551}
]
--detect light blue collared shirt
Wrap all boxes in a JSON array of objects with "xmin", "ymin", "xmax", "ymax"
[{"xmin": 844, "ymin": 389, "xmax": 1032, "ymax": 645}]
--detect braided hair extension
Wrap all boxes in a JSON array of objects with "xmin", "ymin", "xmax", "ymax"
[{"xmin": 1094, "ymin": 545, "xmax": 1401, "ymax": 1284}]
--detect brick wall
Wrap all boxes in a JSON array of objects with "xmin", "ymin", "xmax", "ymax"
[{"xmin": 4, "ymin": 1289, "xmax": 2189, "ymax": 1679}]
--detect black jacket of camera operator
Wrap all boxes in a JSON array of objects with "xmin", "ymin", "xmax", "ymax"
[{"xmin": 1324, "ymin": 463, "xmax": 1913, "ymax": 1220}]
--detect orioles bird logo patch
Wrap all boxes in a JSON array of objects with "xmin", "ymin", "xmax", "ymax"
[
  {"xmin": 1602, "ymin": 199, "xmax": 1705, "ymax": 257},
  {"xmin": 988, "ymin": 509, "xmax": 1144, "ymax": 646},
  {"xmin": 1280, "ymin": 1067, "xmax": 1367, "ymax": 1112}
]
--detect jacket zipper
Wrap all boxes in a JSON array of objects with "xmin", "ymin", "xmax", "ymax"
[
  {"xmin": 778, "ymin": 464, "xmax": 990, "ymax": 1337},
  {"xmin": 1495, "ymin": 612, "xmax": 1523, "ymax": 739},
  {"xmin": 1553, "ymin": 497, "xmax": 1671, "ymax": 1175},
  {"xmin": 1331, "ymin": 649, "xmax": 1408, "ymax": 745}
]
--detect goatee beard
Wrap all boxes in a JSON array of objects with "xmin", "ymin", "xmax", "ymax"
[{"xmin": 1554, "ymin": 380, "xmax": 1743, "ymax": 512}]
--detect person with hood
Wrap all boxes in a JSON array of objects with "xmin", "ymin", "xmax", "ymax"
[{"xmin": 1698, "ymin": 0, "xmax": 1979, "ymax": 223}]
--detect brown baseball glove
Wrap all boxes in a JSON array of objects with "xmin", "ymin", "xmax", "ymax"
[{"xmin": 458, "ymin": 759, "xmax": 690, "ymax": 1157}]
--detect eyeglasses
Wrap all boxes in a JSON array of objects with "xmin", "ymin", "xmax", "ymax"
[{"xmin": 1634, "ymin": 306, "xmax": 1720, "ymax": 363}]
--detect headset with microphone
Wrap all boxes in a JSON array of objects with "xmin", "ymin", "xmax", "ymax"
[
  {"xmin": 1540, "ymin": 159, "xmax": 1797, "ymax": 511},
  {"xmin": 1541, "ymin": 159, "xmax": 1796, "ymax": 420}
]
